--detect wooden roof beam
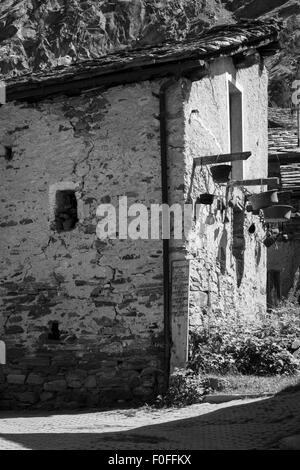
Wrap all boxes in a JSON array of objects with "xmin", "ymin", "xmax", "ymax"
[
  {"xmin": 229, "ymin": 177, "xmax": 280, "ymax": 188},
  {"xmin": 6, "ymin": 59, "xmax": 208, "ymax": 102},
  {"xmin": 269, "ymin": 152, "xmax": 300, "ymax": 164}
]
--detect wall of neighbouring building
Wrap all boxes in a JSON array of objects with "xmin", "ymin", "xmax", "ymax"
[
  {"xmin": 267, "ymin": 241, "xmax": 300, "ymax": 305},
  {"xmin": 166, "ymin": 57, "xmax": 268, "ymax": 367},
  {"xmin": 0, "ymin": 81, "xmax": 166, "ymax": 409},
  {"xmin": 267, "ymin": 197, "xmax": 300, "ymax": 304}
]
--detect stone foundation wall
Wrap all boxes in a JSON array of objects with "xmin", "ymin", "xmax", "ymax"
[{"xmin": 0, "ymin": 81, "xmax": 165, "ymax": 409}]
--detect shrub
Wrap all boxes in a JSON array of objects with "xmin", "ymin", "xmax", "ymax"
[
  {"xmin": 189, "ymin": 310, "xmax": 300, "ymax": 376},
  {"xmin": 153, "ymin": 368, "xmax": 206, "ymax": 408}
]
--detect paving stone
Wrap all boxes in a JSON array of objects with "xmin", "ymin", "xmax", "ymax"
[
  {"xmin": 44, "ymin": 380, "xmax": 67, "ymax": 392},
  {"xmin": 6, "ymin": 374, "xmax": 26, "ymax": 385},
  {"xmin": 0, "ymin": 391, "xmax": 299, "ymax": 450}
]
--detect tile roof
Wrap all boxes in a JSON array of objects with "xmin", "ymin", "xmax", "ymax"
[
  {"xmin": 268, "ymin": 108, "xmax": 300, "ymax": 193},
  {"xmin": 268, "ymin": 107, "xmax": 300, "ymax": 238}
]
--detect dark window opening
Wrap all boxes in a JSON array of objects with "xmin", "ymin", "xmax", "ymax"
[
  {"xmin": 3, "ymin": 146, "xmax": 13, "ymax": 161},
  {"xmin": 267, "ymin": 270, "xmax": 281, "ymax": 309},
  {"xmin": 229, "ymin": 82, "xmax": 243, "ymax": 180},
  {"xmin": 48, "ymin": 321, "xmax": 60, "ymax": 340},
  {"xmin": 54, "ymin": 190, "xmax": 78, "ymax": 232},
  {"xmin": 232, "ymin": 207, "xmax": 245, "ymax": 287},
  {"xmin": 217, "ymin": 228, "xmax": 228, "ymax": 275}
]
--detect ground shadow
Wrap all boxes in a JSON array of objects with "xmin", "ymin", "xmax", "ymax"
[{"xmin": 0, "ymin": 391, "xmax": 299, "ymax": 450}]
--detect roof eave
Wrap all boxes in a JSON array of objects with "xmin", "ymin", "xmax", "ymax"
[{"xmin": 3, "ymin": 30, "xmax": 281, "ymax": 102}]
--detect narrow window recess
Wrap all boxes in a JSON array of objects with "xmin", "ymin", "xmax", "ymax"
[
  {"xmin": 0, "ymin": 145, "xmax": 13, "ymax": 161},
  {"xmin": 54, "ymin": 190, "xmax": 78, "ymax": 232},
  {"xmin": 232, "ymin": 207, "xmax": 245, "ymax": 287},
  {"xmin": 229, "ymin": 81, "xmax": 243, "ymax": 180},
  {"xmin": 48, "ymin": 321, "xmax": 60, "ymax": 341}
]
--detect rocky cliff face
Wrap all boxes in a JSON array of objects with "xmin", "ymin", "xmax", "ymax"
[
  {"xmin": 221, "ymin": 0, "xmax": 300, "ymax": 106},
  {"xmin": 0, "ymin": 0, "xmax": 232, "ymax": 78}
]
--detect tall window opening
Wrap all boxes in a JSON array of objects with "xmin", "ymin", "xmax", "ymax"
[
  {"xmin": 232, "ymin": 207, "xmax": 245, "ymax": 288},
  {"xmin": 267, "ymin": 270, "xmax": 281, "ymax": 309},
  {"xmin": 229, "ymin": 81, "xmax": 243, "ymax": 180}
]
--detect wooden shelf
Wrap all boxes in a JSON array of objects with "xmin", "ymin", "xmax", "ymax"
[
  {"xmin": 193, "ymin": 151, "xmax": 251, "ymax": 166},
  {"xmin": 229, "ymin": 177, "xmax": 280, "ymax": 188}
]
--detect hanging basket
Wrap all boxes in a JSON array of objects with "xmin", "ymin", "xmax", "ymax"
[
  {"xmin": 263, "ymin": 235, "xmax": 277, "ymax": 248},
  {"xmin": 197, "ymin": 194, "xmax": 215, "ymax": 205},
  {"xmin": 263, "ymin": 205, "xmax": 293, "ymax": 222},
  {"xmin": 277, "ymin": 191, "xmax": 292, "ymax": 205},
  {"xmin": 210, "ymin": 164, "xmax": 232, "ymax": 184},
  {"xmin": 248, "ymin": 190, "xmax": 278, "ymax": 211}
]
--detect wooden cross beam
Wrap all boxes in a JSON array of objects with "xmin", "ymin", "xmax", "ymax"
[
  {"xmin": 193, "ymin": 151, "xmax": 251, "ymax": 166},
  {"xmin": 229, "ymin": 177, "xmax": 280, "ymax": 188},
  {"xmin": 269, "ymin": 152, "xmax": 300, "ymax": 165}
]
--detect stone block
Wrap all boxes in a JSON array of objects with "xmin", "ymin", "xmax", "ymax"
[
  {"xmin": 84, "ymin": 376, "xmax": 97, "ymax": 388},
  {"xmin": 15, "ymin": 392, "xmax": 38, "ymax": 404},
  {"xmin": 66, "ymin": 377, "xmax": 82, "ymax": 389},
  {"xmin": 21, "ymin": 357, "xmax": 50, "ymax": 367},
  {"xmin": 44, "ymin": 379, "xmax": 67, "ymax": 392},
  {"xmin": 40, "ymin": 392, "xmax": 54, "ymax": 402},
  {"xmin": 26, "ymin": 373, "xmax": 44, "ymax": 385},
  {"xmin": 132, "ymin": 386, "xmax": 153, "ymax": 398},
  {"xmin": 6, "ymin": 374, "xmax": 26, "ymax": 385},
  {"xmin": 279, "ymin": 435, "xmax": 300, "ymax": 450}
]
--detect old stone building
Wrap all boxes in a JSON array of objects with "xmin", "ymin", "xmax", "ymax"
[{"xmin": 0, "ymin": 19, "xmax": 281, "ymax": 409}]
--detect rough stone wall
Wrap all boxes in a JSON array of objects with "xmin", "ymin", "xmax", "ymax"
[
  {"xmin": 0, "ymin": 81, "xmax": 165, "ymax": 409},
  {"xmin": 166, "ymin": 57, "xmax": 268, "ymax": 366}
]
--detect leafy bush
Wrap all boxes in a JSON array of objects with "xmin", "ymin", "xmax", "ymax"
[
  {"xmin": 189, "ymin": 310, "xmax": 300, "ymax": 376},
  {"xmin": 153, "ymin": 368, "xmax": 206, "ymax": 408}
]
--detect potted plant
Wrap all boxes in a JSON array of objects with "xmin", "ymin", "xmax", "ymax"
[
  {"xmin": 248, "ymin": 189, "xmax": 278, "ymax": 210},
  {"xmin": 263, "ymin": 205, "xmax": 293, "ymax": 222},
  {"xmin": 210, "ymin": 164, "xmax": 232, "ymax": 184}
]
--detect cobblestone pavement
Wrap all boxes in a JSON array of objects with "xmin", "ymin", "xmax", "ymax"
[{"xmin": 0, "ymin": 391, "xmax": 299, "ymax": 450}]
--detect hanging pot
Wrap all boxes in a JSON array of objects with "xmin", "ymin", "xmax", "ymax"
[
  {"xmin": 263, "ymin": 235, "xmax": 277, "ymax": 248},
  {"xmin": 263, "ymin": 205, "xmax": 293, "ymax": 222},
  {"xmin": 197, "ymin": 193, "xmax": 215, "ymax": 205},
  {"xmin": 210, "ymin": 164, "xmax": 232, "ymax": 184},
  {"xmin": 277, "ymin": 191, "xmax": 292, "ymax": 205},
  {"xmin": 248, "ymin": 190, "xmax": 278, "ymax": 211}
]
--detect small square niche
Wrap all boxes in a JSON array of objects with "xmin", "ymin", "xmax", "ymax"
[{"xmin": 54, "ymin": 190, "xmax": 78, "ymax": 232}]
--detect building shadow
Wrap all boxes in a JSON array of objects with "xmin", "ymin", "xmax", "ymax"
[{"xmin": 0, "ymin": 391, "xmax": 299, "ymax": 450}]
